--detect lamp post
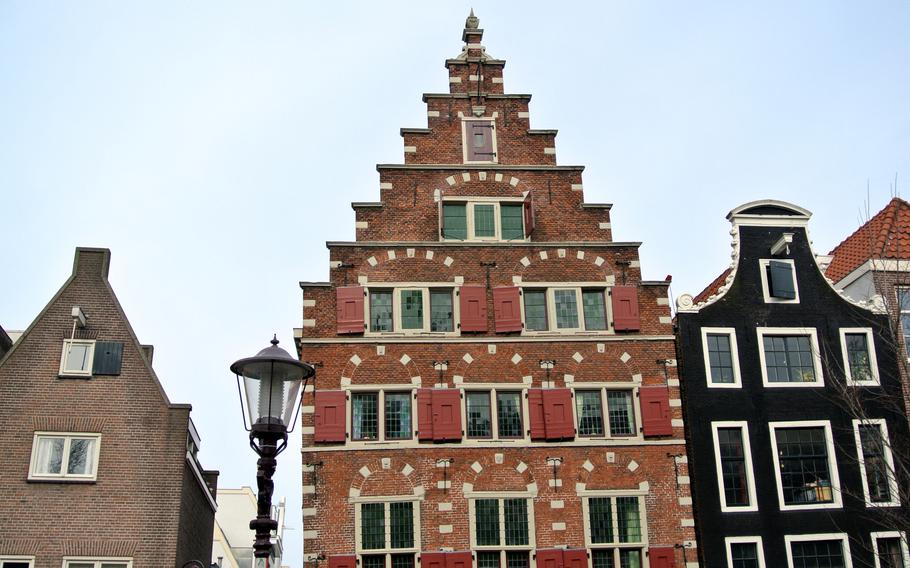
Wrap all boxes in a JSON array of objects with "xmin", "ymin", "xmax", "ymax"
[{"xmin": 231, "ymin": 336, "xmax": 316, "ymax": 565}]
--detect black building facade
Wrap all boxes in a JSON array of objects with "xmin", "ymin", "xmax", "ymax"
[{"xmin": 676, "ymin": 200, "xmax": 909, "ymax": 568}]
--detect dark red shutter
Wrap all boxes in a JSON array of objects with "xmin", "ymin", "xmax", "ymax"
[
  {"xmin": 432, "ymin": 389, "xmax": 463, "ymax": 441},
  {"xmin": 336, "ymin": 286, "xmax": 365, "ymax": 334},
  {"xmin": 562, "ymin": 550, "xmax": 588, "ymax": 568},
  {"xmin": 611, "ymin": 286, "xmax": 640, "ymax": 331},
  {"xmin": 417, "ymin": 389, "xmax": 435, "ymax": 441},
  {"xmin": 446, "ymin": 551, "xmax": 473, "ymax": 568},
  {"xmin": 422, "ymin": 553, "xmax": 447, "ymax": 568},
  {"xmin": 536, "ymin": 549, "xmax": 564, "ymax": 568},
  {"xmin": 523, "ymin": 193, "xmax": 535, "ymax": 237},
  {"xmin": 528, "ymin": 389, "xmax": 547, "ymax": 440},
  {"xmin": 640, "ymin": 387, "xmax": 672, "ymax": 437},
  {"xmin": 314, "ymin": 391, "xmax": 347, "ymax": 442},
  {"xmin": 543, "ymin": 389, "xmax": 575, "ymax": 440},
  {"xmin": 329, "ymin": 555, "xmax": 357, "ymax": 568},
  {"xmin": 648, "ymin": 547, "xmax": 676, "ymax": 568},
  {"xmin": 459, "ymin": 285, "xmax": 488, "ymax": 332},
  {"xmin": 493, "ymin": 286, "xmax": 522, "ymax": 332},
  {"xmin": 468, "ymin": 121, "xmax": 495, "ymax": 161}
]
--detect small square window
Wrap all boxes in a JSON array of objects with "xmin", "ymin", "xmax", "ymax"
[
  {"xmin": 871, "ymin": 532, "xmax": 909, "ymax": 568},
  {"xmin": 29, "ymin": 432, "xmax": 101, "ymax": 481},
  {"xmin": 59, "ymin": 339, "xmax": 95, "ymax": 377},
  {"xmin": 757, "ymin": 328, "xmax": 824, "ymax": 387},
  {"xmin": 839, "ymin": 328, "xmax": 879, "ymax": 385},
  {"xmin": 725, "ymin": 537, "xmax": 766, "ymax": 568},
  {"xmin": 759, "ymin": 259, "xmax": 799, "ymax": 303}
]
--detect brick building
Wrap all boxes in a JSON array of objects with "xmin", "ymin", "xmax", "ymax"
[
  {"xmin": 0, "ymin": 248, "xmax": 219, "ymax": 567},
  {"xmin": 296, "ymin": 13, "xmax": 695, "ymax": 568}
]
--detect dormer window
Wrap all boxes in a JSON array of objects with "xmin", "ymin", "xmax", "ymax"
[
  {"xmin": 463, "ymin": 119, "xmax": 497, "ymax": 163},
  {"xmin": 760, "ymin": 259, "xmax": 798, "ymax": 303},
  {"xmin": 440, "ymin": 199, "xmax": 531, "ymax": 242}
]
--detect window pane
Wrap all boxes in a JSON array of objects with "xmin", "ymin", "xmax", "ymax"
[
  {"xmin": 475, "ymin": 499, "xmax": 500, "ymax": 546},
  {"xmin": 35, "ymin": 437, "xmax": 65, "ymax": 474},
  {"xmin": 500, "ymin": 204, "xmax": 524, "ymax": 240},
  {"xmin": 730, "ymin": 542, "xmax": 760, "ymax": 568},
  {"xmin": 876, "ymin": 538, "xmax": 904, "ymax": 568},
  {"xmin": 443, "ymin": 204, "xmax": 467, "ymax": 239},
  {"xmin": 718, "ymin": 427, "xmax": 750, "ymax": 507},
  {"xmin": 576, "ymin": 390, "xmax": 604, "ymax": 436},
  {"xmin": 554, "ymin": 290, "xmax": 579, "ymax": 328},
  {"xmin": 616, "ymin": 497, "xmax": 641, "ymax": 543},
  {"xmin": 400, "ymin": 290, "xmax": 424, "ymax": 330},
  {"xmin": 790, "ymin": 540, "xmax": 845, "ymax": 568},
  {"xmin": 619, "ymin": 551, "xmax": 641, "ymax": 568},
  {"xmin": 430, "ymin": 290, "xmax": 453, "ymax": 332},
  {"xmin": 523, "ymin": 290, "xmax": 548, "ymax": 331},
  {"xmin": 352, "ymin": 393, "xmax": 379, "ymax": 441},
  {"xmin": 707, "ymin": 333, "xmax": 735, "ymax": 383},
  {"xmin": 3, "ymin": 563, "xmax": 33, "ymax": 568},
  {"xmin": 503, "ymin": 499, "xmax": 528, "ymax": 546},
  {"xmin": 607, "ymin": 391, "xmax": 635, "ymax": 436},
  {"xmin": 361, "ymin": 503, "xmax": 385, "ymax": 549},
  {"xmin": 67, "ymin": 564, "xmax": 95, "ymax": 568},
  {"xmin": 66, "ymin": 438, "xmax": 96, "ymax": 475},
  {"xmin": 64, "ymin": 342, "xmax": 92, "ymax": 372},
  {"xmin": 588, "ymin": 497, "xmax": 613, "ymax": 544},
  {"xmin": 776, "ymin": 427, "xmax": 833, "ymax": 505},
  {"xmin": 496, "ymin": 392, "xmax": 523, "ymax": 438},
  {"xmin": 902, "ymin": 314, "xmax": 910, "ymax": 358},
  {"xmin": 763, "ymin": 335, "xmax": 816, "ymax": 382},
  {"xmin": 391, "ymin": 555, "xmax": 415, "ymax": 568},
  {"xmin": 100, "ymin": 565, "xmax": 129, "ymax": 568},
  {"xmin": 384, "ymin": 393, "xmax": 412, "ymax": 440},
  {"xmin": 474, "ymin": 204, "xmax": 496, "ymax": 237},
  {"xmin": 363, "ymin": 556, "xmax": 385, "ymax": 568},
  {"xmin": 582, "ymin": 290, "xmax": 607, "ymax": 330},
  {"xmin": 390, "ymin": 501, "xmax": 414, "ymax": 549},
  {"xmin": 591, "ymin": 550, "xmax": 613, "ymax": 568},
  {"xmin": 845, "ymin": 333, "xmax": 872, "ymax": 381},
  {"xmin": 899, "ymin": 288, "xmax": 910, "ymax": 311},
  {"xmin": 505, "ymin": 552, "xmax": 529, "ymax": 568},
  {"xmin": 370, "ymin": 291, "xmax": 393, "ymax": 332},
  {"xmin": 477, "ymin": 552, "xmax": 500, "ymax": 568},
  {"xmin": 859, "ymin": 424, "xmax": 892, "ymax": 502},
  {"xmin": 467, "ymin": 392, "xmax": 492, "ymax": 438}
]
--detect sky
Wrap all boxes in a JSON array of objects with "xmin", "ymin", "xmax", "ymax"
[{"xmin": 1, "ymin": 1, "xmax": 908, "ymax": 566}]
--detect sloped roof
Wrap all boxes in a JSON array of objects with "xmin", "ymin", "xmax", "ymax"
[
  {"xmin": 827, "ymin": 198, "xmax": 910, "ymax": 283},
  {"xmin": 691, "ymin": 268, "xmax": 732, "ymax": 305}
]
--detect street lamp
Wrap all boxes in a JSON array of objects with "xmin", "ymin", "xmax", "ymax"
[{"xmin": 231, "ymin": 336, "xmax": 316, "ymax": 564}]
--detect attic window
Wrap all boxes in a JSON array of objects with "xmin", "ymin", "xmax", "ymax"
[
  {"xmin": 463, "ymin": 120, "xmax": 497, "ymax": 163},
  {"xmin": 760, "ymin": 259, "xmax": 798, "ymax": 303},
  {"xmin": 59, "ymin": 339, "xmax": 95, "ymax": 377}
]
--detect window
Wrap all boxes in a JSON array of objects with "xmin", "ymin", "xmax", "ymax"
[
  {"xmin": 576, "ymin": 390, "xmax": 604, "ymax": 436},
  {"xmin": 784, "ymin": 534, "xmax": 850, "ymax": 568},
  {"xmin": 725, "ymin": 537, "xmax": 766, "ymax": 568},
  {"xmin": 898, "ymin": 288, "xmax": 910, "ymax": 358},
  {"xmin": 471, "ymin": 496, "xmax": 533, "ymax": 568},
  {"xmin": 760, "ymin": 258, "xmax": 799, "ymax": 303},
  {"xmin": 0, "ymin": 558, "xmax": 34, "ymax": 568},
  {"xmin": 871, "ymin": 532, "xmax": 909, "ymax": 568},
  {"xmin": 366, "ymin": 287, "xmax": 456, "ymax": 335},
  {"xmin": 522, "ymin": 287, "xmax": 611, "ymax": 333},
  {"xmin": 839, "ymin": 328, "xmax": 879, "ymax": 385},
  {"xmin": 63, "ymin": 560, "xmax": 132, "ymax": 568},
  {"xmin": 465, "ymin": 390, "xmax": 524, "ymax": 440},
  {"xmin": 29, "ymin": 432, "xmax": 100, "ymax": 481},
  {"xmin": 584, "ymin": 495, "xmax": 646, "ymax": 568},
  {"xmin": 711, "ymin": 422, "xmax": 758, "ymax": 512},
  {"xmin": 59, "ymin": 339, "xmax": 95, "ymax": 377},
  {"xmin": 523, "ymin": 290, "xmax": 547, "ymax": 331},
  {"xmin": 467, "ymin": 392, "xmax": 493, "ymax": 438},
  {"xmin": 370, "ymin": 290, "xmax": 394, "ymax": 332},
  {"xmin": 351, "ymin": 391, "xmax": 412, "ymax": 442},
  {"xmin": 701, "ymin": 328, "xmax": 742, "ymax": 387},
  {"xmin": 853, "ymin": 419, "xmax": 899, "ymax": 507},
  {"xmin": 757, "ymin": 328, "xmax": 824, "ymax": 387},
  {"xmin": 441, "ymin": 200, "xmax": 525, "ymax": 242},
  {"xmin": 575, "ymin": 389, "xmax": 636, "ymax": 438},
  {"xmin": 356, "ymin": 499, "xmax": 419, "ymax": 568},
  {"xmin": 770, "ymin": 422, "xmax": 841, "ymax": 510},
  {"xmin": 463, "ymin": 120, "xmax": 497, "ymax": 162}
]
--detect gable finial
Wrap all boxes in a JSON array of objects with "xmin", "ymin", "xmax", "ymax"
[{"xmin": 465, "ymin": 9, "xmax": 479, "ymax": 30}]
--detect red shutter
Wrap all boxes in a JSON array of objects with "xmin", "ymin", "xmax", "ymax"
[
  {"xmin": 422, "ymin": 553, "xmax": 447, "ymax": 568},
  {"xmin": 314, "ymin": 390, "xmax": 347, "ymax": 442},
  {"xmin": 493, "ymin": 286, "xmax": 522, "ymax": 332},
  {"xmin": 446, "ymin": 551, "xmax": 473, "ymax": 568},
  {"xmin": 542, "ymin": 389, "xmax": 575, "ymax": 440},
  {"xmin": 417, "ymin": 389, "xmax": 435, "ymax": 441},
  {"xmin": 648, "ymin": 547, "xmax": 676, "ymax": 568},
  {"xmin": 459, "ymin": 285, "xmax": 488, "ymax": 332},
  {"xmin": 611, "ymin": 286, "xmax": 640, "ymax": 331},
  {"xmin": 562, "ymin": 550, "xmax": 588, "ymax": 568},
  {"xmin": 431, "ymin": 389, "xmax": 463, "ymax": 441},
  {"xmin": 523, "ymin": 193, "xmax": 535, "ymax": 237},
  {"xmin": 329, "ymin": 556, "xmax": 357, "ymax": 568},
  {"xmin": 336, "ymin": 286, "xmax": 365, "ymax": 334},
  {"xmin": 640, "ymin": 387, "xmax": 673, "ymax": 437},
  {"xmin": 536, "ymin": 549, "xmax": 564, "ymax": 568},
  {"xmin": 468, "ymin": 121, "xmax": 495, "ymax": 161},
  {"xmin": 528, "ymin": 389, "xmax": 547, "ymax": 440}
]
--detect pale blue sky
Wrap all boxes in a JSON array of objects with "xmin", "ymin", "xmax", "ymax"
[{"xmin": 1, "ymin": 2, "xmax": 908, "ymax": 566}]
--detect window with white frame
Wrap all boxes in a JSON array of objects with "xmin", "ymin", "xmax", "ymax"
[
  {"xmin": 470, "ymin": 496, "xmax": 534, "ymax": 568},
  {"xmin": 702, "ymin": 328, "xmax": 742, "ymax": 387},
  {"xmin": 522, "ymin": 287, "xmax": 609, "ymax": 333},
  {"xmin": 0, "ymin": 558, "xmax": 34, "ymax": 568},
  {"xmin": 725, "ymin": 536, "xmax": 766, "ymax": 568},
  {"xmin": 441, "ymin": 200, "xmax": 525, "ymax": 241},
  {"xmin": 853, "ymin": 419, "xmax": 899, "ymax": 507},
  {"xmin": 63, "ymin": 560, "xmax": 132, "ymax": 568},
  {"xmin": 770, "ymin": 422, "xmax": 841, "ymax": 511},
  {"xmin": 575, "ymin": 389, "xmax": 637, "ymax": 438},
  {"xmin": 350, "ymin": 390, "xmax": 413, "ymax": 442},
  {"xmin": 760, "ymin": 259, "xmax": 799, "ymax": 303},
  {"xmin": 784, "ymin": 534, "xmax": 851, "ymax": 568},
  {"xmin": 757, "ymin": 328, "xmax": 824, "ymax": 387},
  {"xmin": 465, "ymin": 390, "xmax": 524, "ymax": 440},
  {"xmin": 366, "ymin": 287, "xmax": 456, "ymax": 334},
  {"xmin": 711, "ymin": 422, "xmax": 758, "ymax": 512},
  {"xmin": 583, "ymin": 494, "xmax": 646, "ymax": 568},
  {"xmin": 29, "ymin": 432, "xmax": 101, "ymax": 481},
  {"xmin": 898, "ymin": 288, "xmax": 910, "ymax": 358},
  {"xmin": 59, "ymin": 339, "xmax": 95, "ymax": 377},
  {"xmin": 871, "ymin": 531, "xmax": 909, "ymax": 568},
  {"xmin": 839, "ymin": 328, "xmax": 879, "ymax": 385},
  {"xmin": 356, "ymin": 499, "xmax": 419, "ymax": 568}
]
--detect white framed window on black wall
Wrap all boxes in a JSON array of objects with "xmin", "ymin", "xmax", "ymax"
[
  {"xmin": 839, "ymin": 328, "xmax": 880, "ymax": 385},
  {"xmin": 757, "ymin": 328, "xmax": 824, "ymax": 387},
  {"xmin": 724, "ymin": 536, "xmax": 766, "ymax": 568},
  {"xmin": 784, "ymin": 534, "xmax": 852, "ymax": 568},
  {"xmin": 711, "ymin": 421, "xmax": 758, "ymax": 512},
  {"xmin": 852, "ymin": 419, "xmax": 900, "ymax": 507},
  {"xmin": 355, "ymin": 497, "xmax": 421, "ymax": 568},
  {"xmin": 769, "ymin": 421, "xmax": 842, "ymax": 511},
  {"xmin": 759, "ymin": 258, "xmax": 799, "ymax": 303},
  {"xmin": 870, "ymin": 531, "xmax": 909, "ymax": 568},
  {"xmin": 701, "ymin": 327, "xmax": 742, "ymax": 388},
  {"xmin": 898, "ymin": 288, "xmax": 910, "ymax": 359}
]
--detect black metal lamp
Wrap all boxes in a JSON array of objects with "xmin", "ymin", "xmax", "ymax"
[{"xmin": 231, "ymin": 336, "xmax": 316, "ymax": 564}]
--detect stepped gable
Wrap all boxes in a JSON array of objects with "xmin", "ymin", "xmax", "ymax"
[{"xmin": 827, "ymin": 197, "xmax": 910, "ymax": 282}]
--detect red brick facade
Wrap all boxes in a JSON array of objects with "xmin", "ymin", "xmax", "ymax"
[{"xmin": 298, "ymin": 15, "xmax": 695, "ymax": 568}]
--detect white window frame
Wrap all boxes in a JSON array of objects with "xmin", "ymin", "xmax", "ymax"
[
  {"xmin": 462, "ymin": 388, "xmax": 527, "ymax": 441},
  {"xmin": 839, "ymin": 328, "xmax": 880, "ymax": 385},
  {"xmin": 871, "ymin": 531, "xmax": 910, "ymax": 568},
  {"xmin": 461, "ymin": 117, "xmax": 499, "ymax": 164},
  {"xmin": 353, "ymin": 495, "xmax": 422, "ymax": 557},
  {"xmin": 759, "ymin": 258, "xmax": 800, "ymax": 304},
  {"xmin": 0, "ymin": 557, "xmax": 35, "ymax": 568},
  {"xmin": 852, "ymin": 419, "xmax": 900, "ymax": 507},
  {"xmin": 898, "ymin": 287, "xmax": 910, "ymax": 361},
  {"xmin": 467, "ymin": 492, "xmax": 536, "ymax": 564},
  {"xmin": 701, "ymin": 327, "xmax": 742, "ymax": 388},
  {"xmin": 769, "ymin": 421, "xmax": 842, "ymax": 511},
  {"xmin": 573, "ymin": 386, "xmax": 641, "ymax": 440},
  {"xmin": 58, "ymin": 339, "xmax": 95, "ymax": 377},
  {"xmin": 724, "ymin": 536, "xmax": 766, "ymax": 568},
  {"xmin": 784, "ymin": 533, "xmax": 852, "ymax": 568},
  {"xmin": 520, "ymin": 284, "xmax": 614, "ymax": 335},
  {"xmin": 62, "ymin": 559, "xmax": 132, "ymax": 568},
  {"xmin": 440, "ymin": 197, "xmax": 527, "ymax": 243},
  {"xmin": 28, "ymin": 432, "xmax": 102, "ymax": 481},
  {"xmin": 364, "ymin": 284, "xmax": 460, "ymax": 337},
  {"xmin": 757, "ymin": 327, "xmax": 825, "ymax": 388},
  {"xmin": 580, "ymin": 488, "xmax": 650, "ymax": 563},
  {"xmin": 711, "ymin": 421, "xmax": 759, "ymax": 512},
  {"xmin": 346, "ymin": 386, "xmax": 417, "ymax": 445}
]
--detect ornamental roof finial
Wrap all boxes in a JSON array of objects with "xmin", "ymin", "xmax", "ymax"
[{"xmin": 465, "ymin": 9, "xmax": 479, "ymax": 30}]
